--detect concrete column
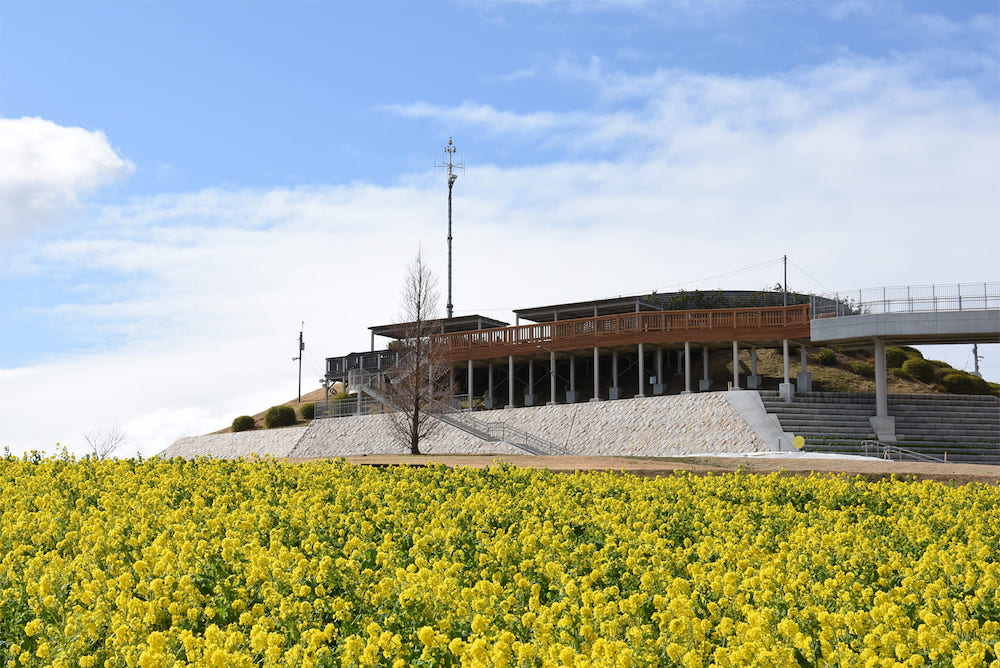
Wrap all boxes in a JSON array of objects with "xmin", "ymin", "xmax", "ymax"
[
  {"xmin": 747, "ymin": 345, "xmax": 760, "ymax": 389},
  {"xmin": 467, "ymin": 360, "xmax": 474, "ymax": 411},
  {"xmin": 591, "ymin": 347, "xmax": 601, "ymax": 401},
  {"xmin": 487, "ymin": 363, "xmax": 494, "ymax": 409},
  {"xmin": 526, "ymin": 360, "xmax": 535, "ymax": 406},
  {"xmin": 654, "ymin": 348, "xmax": 664, "ymax": 395},
  {"xmin": 548, "ymin": 350, "xmax": 557, "ymax": 406},
  {"xmin": 780, "ymin": 339, "xmax": 794, "ymax": 402},
  {"xmin": 637, "ymin": 343, "xmax": 646, "ymax": 398},
  {"xmin": 797, "ymin": 345, "xmax": 812, "ymax": 392},
  {"xmin": 732, "ymin": 340, "xmax": 740, "ymax": 390},
  {"xmin": 610, "ymin": 351, "xmax": 620, "ymax": 400},
  {"xmin": 874, "ymin": 339, "xmax": 888, "ymax": 418},
  {"xmin": 699, "ymin": 347, "xmax": 710, "ymax": 391},
  {"xmin": 506, "ymin": 355, "xmax": 515, "ymax": 409},
  {"xmin": 566, "ymin": 355, "xmax": 578, "ymax": 403},
  {"xmin": 870, "ymin": 338, "xmax": 896, "ymax": 441},
  {"xmin": 370, "ymin": 331, "xmax": 375, "ymax": 352},
  {"xmin": 683, "ymin": 342, "xmax": 692, "ymax": 394}
]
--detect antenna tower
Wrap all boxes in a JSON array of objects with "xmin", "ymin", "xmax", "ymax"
[
  {"xmin": 292, "ymin": 322, "xmax": 305, "ymax": 402},
  {"xmin": 435, "ymin": 138, "xmax": 464, "ymax": 319}
]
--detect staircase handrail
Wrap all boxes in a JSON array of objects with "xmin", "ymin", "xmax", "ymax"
[{"xmin": 861, "ymin": 440, "xmax": 946, "ymax": 463}]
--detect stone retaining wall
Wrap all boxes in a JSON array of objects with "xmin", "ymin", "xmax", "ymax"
[{"xmin": 160, "ymin": 392, "xmax": 771, "ymax": 459}]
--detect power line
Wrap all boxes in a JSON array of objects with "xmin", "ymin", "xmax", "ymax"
[{"xmin": 787, "ymin": 258, "xmax": 835, "ymax": 293}]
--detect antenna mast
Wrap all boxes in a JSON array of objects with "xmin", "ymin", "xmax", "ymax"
[
  {"xmin": 292, "ymin": 322, "xmax": 304, "ymax": 402},
  {"xmin": 435, "ymin": 138, "xmax": 464, "ymax": 319}
]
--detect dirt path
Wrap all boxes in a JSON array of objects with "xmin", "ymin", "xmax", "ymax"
[{"xmin": 282, "ymin": 454, "xmax": 1000, "ymax": 485}]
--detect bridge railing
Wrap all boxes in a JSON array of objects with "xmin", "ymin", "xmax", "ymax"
[{"xmin": 813, "ymin": 282, "xmax": 1000, "ymax": 318}]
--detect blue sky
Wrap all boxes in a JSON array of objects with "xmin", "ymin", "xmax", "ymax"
[{"xmin": 1, "ymin": 0, "xmax": 998, "ymax": 455}]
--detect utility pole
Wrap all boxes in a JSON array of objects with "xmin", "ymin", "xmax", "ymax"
[
  {"xmin": 783, "ymin": 254, "xmax": 788, "ymax": 307},
  {"xmin": 435, "ymin": 138, "xmax": 464, "ymax": 320},
  {"xmin": 973, "ymin": 343, "xmax": 982, "ymax": 377},
  {"xmin": 292, "ymin": 322, "xmax": 304, "ymax": 402}
]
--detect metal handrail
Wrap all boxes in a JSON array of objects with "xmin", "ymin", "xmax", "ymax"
[
  {"xmin": 861, "ymin": 440, "xmax": 946, "ymax": 463},
  {"xmin": 814, "ymin": 282, "xmax": 999, "ymax": 318}
]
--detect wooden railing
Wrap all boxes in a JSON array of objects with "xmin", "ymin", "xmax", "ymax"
[{"xmin": 438, "ymin": 304, "xmax": 811, "ymax": 361}]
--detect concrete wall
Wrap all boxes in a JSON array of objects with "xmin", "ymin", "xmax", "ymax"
[{"xmin": 160, "ymin": 392, "xmax": 771, "ymax": 459}]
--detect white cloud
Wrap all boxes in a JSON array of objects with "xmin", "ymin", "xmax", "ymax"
[
  {"xmin": 0, "ymin": 117, "xmax": 134, "ymax": 242},
  {"xmin": 2, "ymin": 56, "xmax": 998, "ymax": 457}
]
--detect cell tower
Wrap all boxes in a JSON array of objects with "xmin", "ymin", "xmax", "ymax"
[{"xmin": 435, "ymin": 138, "xmax": 464, "ymax": 320}]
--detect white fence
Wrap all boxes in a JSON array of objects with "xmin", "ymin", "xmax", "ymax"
[{"xmin": 813, "ymin": 282, "xmax": 1000, "ymax": 318}]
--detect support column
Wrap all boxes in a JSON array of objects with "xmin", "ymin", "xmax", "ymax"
[
  {"xmin": 870, "ymin": 338, "xmax": 896, "ymax": 441},
  {"xmin": 467, "ymin": 360, "xmax": 474, "ymax": 411},
  {"xmin": 637, "ymin": 343, "xmax": 646, "ymax": 398},
  {"xmin": 797, "ymin": 345, "xmax": 812, "ymax": 392},
  {"xmin": 506, "ymin": 356, "xmax": 515, "ymax": 409},
  {"xmin": 732, "ymin": 340, "xmax": 740, "ymax": 390},
  {"xmin": 591, "ymin": 347, "xmax": 601, "ymax": 402},
  {"xmin": 779, "ymin": 339, "xmax": 794, "ymax": 402},
  {"xmin": 610, "ymin": 351, "xmax": 620, "ymax": 400},
  {"xmin": 683, "ymin": 342, "xmax": 692, "ymax": 394},
  {"xmin": 526, "ymin": 360, "xmax": 536, "ymax": 406},
  {"xmin": 654, "ymin": 348, "xmax": 664, "ymax": 395},
  {"xmin": 548, "ymin": 350, "xmax": 557, "ymax": 406},
  {"xmin": 699, "ymin": 346, "xmax": 711, "ymax": 391},
  {"xmin": 567, "ymin": 355, "xmax": 578, "ymax": 403},
  {"xmin": 487, "ymin": 363, "xmax": 494, "ymax": 409},
  {"xmin": 748, "ymin": 346, "xmax": 760, "ymax": 389}
]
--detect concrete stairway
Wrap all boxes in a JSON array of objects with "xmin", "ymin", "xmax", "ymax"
[{"xmin": 759, "ymin": 390, "xmax": 1000, "ymax": 464}]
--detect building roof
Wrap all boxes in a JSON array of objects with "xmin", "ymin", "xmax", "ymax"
[
  {"xmin": 513, "ymin": 296, "xmax": 662, "ymax": 323},
  {"xmin": 369, "ymin": 314, "xmax": 509, "ymax": 340}
]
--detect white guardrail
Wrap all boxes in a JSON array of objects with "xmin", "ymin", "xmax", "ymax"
[{"xmin": 813, "ymin": 282, "xmax": 1000, "ymax": 318}]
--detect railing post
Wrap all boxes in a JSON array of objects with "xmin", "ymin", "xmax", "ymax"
[{"xmin": 958, "ymin": 282, "xmax": 962, "ymax": 311}]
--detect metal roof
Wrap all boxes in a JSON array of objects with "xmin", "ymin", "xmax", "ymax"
[
  {"xmin": 369, "ymin": 314, "xmax": 509, "ymax": 340},
  {"xmin": 512, "ymin": 296, "xmax": 662, "ymax": 323}
]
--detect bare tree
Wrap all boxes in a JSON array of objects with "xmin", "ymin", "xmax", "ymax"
[
  {"xmin": 380, "ymin": 250, "xmax": 451, "ymax": 454},
  {"xmin": 81, "ymin": 424, "xmax": 129, "ymax": 459}
]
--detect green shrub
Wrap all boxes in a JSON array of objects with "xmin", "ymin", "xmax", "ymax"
[
  {"xmin": 815, "ymin": 349, "xmax": 838, "ymax": 366},
  {"xmin": 902, "ymin": 358, "xmax": 937, "ymax": 384},
  {"xmin": 889, "ymin": 368, "xmax": 910, "ymax": 381},
  {"xmin": 928, "ymin": 359, "xmax": 953, "ymax": 369},
  {"xmin": 232, "ymin": 415, "xmax": 255, "ymax": 432},
  {"xmin": 264, "ymin": 405, "xmax": 297, "ymax": 428},
  {"xmin": 941, "ymin": 372, "xmax": 992, "ymax": 396},
  {"xmin": 299, "ymin": 402, "xmax": 316, "ymax": 421},
  {"xmin": 989, "ymin": 381, "xmax": 1000, "ymax": 395},
  {"xmin": 899, "ymin": 346, "xmax": 923, "ymax": 359},
  {"xmin": 885, "ymin": 347, "xmax": 910, "ymax": 369},
  {"xmin": 850, "ymin": 362, "xmax": 874, "ymax": 379}
]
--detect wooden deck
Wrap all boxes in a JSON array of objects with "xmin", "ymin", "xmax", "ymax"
[{"xmin": 439, "ymin": 304, "xmax": 812, "ymax": 362}]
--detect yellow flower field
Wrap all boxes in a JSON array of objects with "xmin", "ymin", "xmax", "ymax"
[{"xmin": 1, "ymin": 455, "xmax": 998, "ymax": 667}]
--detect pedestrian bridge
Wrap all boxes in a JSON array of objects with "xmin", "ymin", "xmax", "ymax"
[{"xmin": 808, "ymin": 282, "xmax": 999, "ymax": 442}]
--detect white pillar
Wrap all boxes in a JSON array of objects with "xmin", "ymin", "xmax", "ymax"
[
  {"xmin": 569, "ymin": 355, "xmax": 576, "ymax": 392},
  {"xmin": 683, "ymin": 342, "xmax": 692, "ymax": 393},
  {"xmin": 637, "ymin": 343, "xmax": 646, "ymax": 398},
  {"xmin": 732, "ymin": 340, "xmax": 740, "ymax": 390},
  {"xmin": 507, "ymin": 355, "xmax": 514, "ymax": 408},
  {"xmin": 467, "ymin": 360, "xmax": 474, "ymax": 411},
  {"xmin": 783, "ymin": 340, "xmax": 790, "ymax": 384},
  {"xmin": 874, "ymin": 339, "xmax": 888, "ymax": 418},
  {"xmin": 591, "ymin": 347, "xmax": 601, "ymax": 401},
  {"xmin": 488, "ymin": 363, "xmax": 494, "ymax": 407},
  {"xmin": 612, "ymin": 351, "xmax": 619, "ymax": 389},
  {"xmin": 801, "ymin": 345, "xmax": 808, "ymax": 372},
  {"xmin": 751, "ymin": 346, "xmax": 758, "ymax": 377},
  {"xmin": 656, "ymin": 348, "xmax": 663, "ymax": 382},
  {"xmin": 780, "ymin": 339, "xmax": 794, "ymax": 402},
  {"xmin": 548, "ymin": 350, "xmax": 557, "ymax": 405}
]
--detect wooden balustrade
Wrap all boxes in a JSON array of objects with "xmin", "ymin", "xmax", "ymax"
[{"xmin": 438, "ymin": 304, "xmax": 811, "ymax": 362}]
